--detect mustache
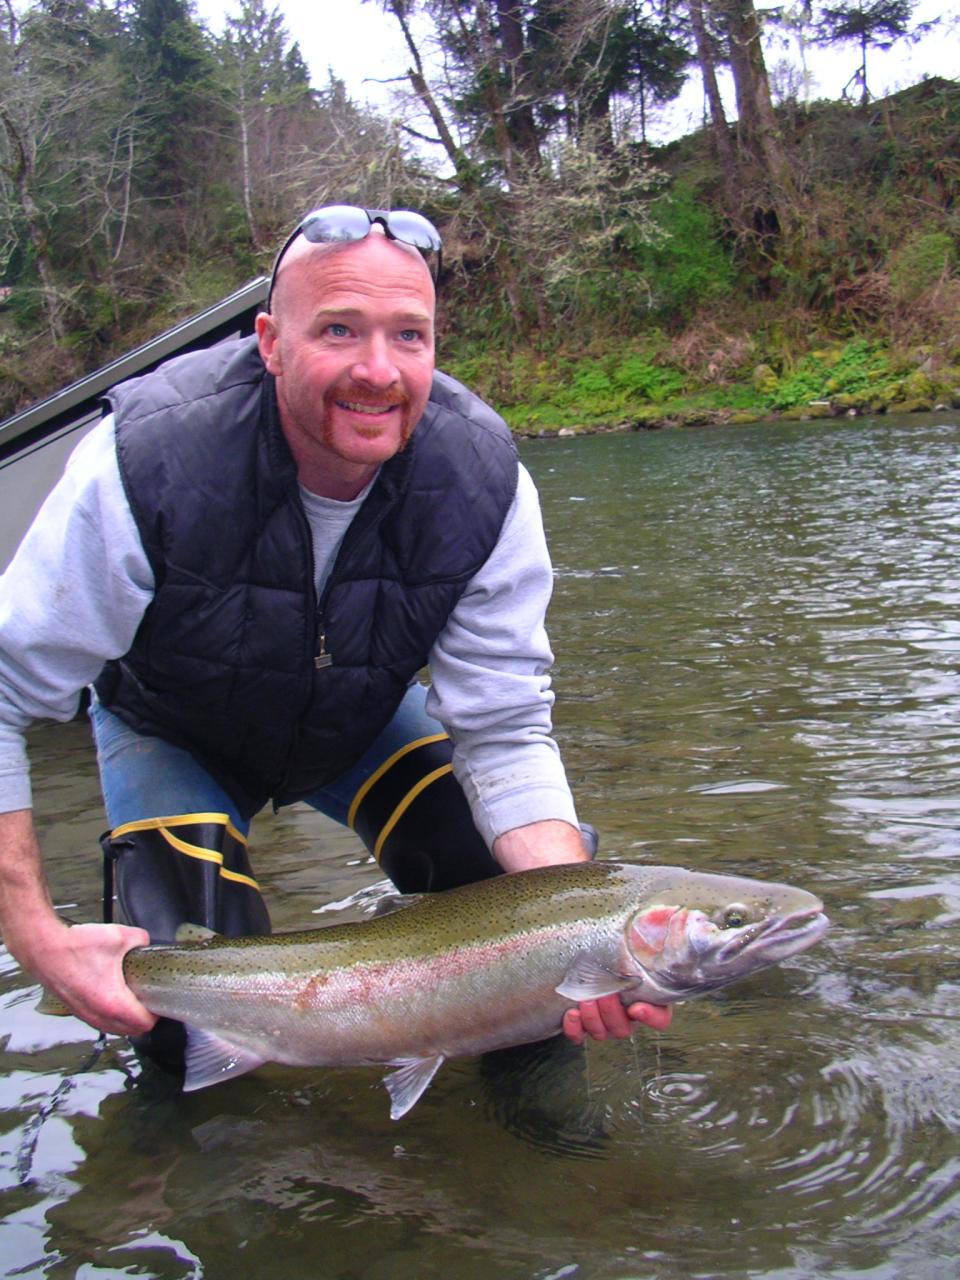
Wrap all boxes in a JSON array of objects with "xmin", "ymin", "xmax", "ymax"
[{"xmin": 325, "ymin": 387, "xmax": 411, "ymax": 411}]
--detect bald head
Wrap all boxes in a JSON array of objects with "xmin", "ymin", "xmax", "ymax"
[{"xmin": 269, "ymin": 224, "xmax": 436, "ymax": 319}]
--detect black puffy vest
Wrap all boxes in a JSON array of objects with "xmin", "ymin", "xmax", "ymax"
[{"xmin": 94, "ymin": 336, "xmax": 518, "ymax": 818}]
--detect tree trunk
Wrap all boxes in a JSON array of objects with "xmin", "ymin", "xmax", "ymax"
[
  {"xmin": 237, "ymin": 80, "xmax": 256, "ymax": 245},
  {"xmin": 0, "ymin": 106, "xmax": 65, "ymax": 341},
  {"xmin": 687, "ymin": 0, "xmax": 739, "ymax": 214},
  {"xmin": 112, "ymin": 121, "xmax": 136, "ymax": 263},
  {"xmin": 386, "ymin": 0, "xmax": 477, "ymax": 189},
  {"xmin": 712, "ymin": 0, "xmax": 795, "ymax": 221},
  {"xmin": 472, "ymin": 0, "xmax": 523, "ymax": 185},
  {"xmin": 494, "ymin": 0, "xmax": 540, "ymax": 164}
]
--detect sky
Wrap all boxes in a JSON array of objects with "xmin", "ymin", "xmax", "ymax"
[{"xmin": 194, "ymin": 0, "xmax": 957, "ymax": 147}]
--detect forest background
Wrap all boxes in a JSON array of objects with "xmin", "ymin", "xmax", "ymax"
[{"xmin": 1, "ymin": 0, "xmax": 959, "ymax": 431}]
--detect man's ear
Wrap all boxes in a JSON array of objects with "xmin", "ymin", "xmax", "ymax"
[{"xmin": 256, "ymin": 311, "xmax": 282, "ymax": 374}]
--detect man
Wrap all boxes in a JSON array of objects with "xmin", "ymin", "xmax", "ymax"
[{"xmin": 0, "ymin": 205, "xmax": 670, "ymax": 1068}]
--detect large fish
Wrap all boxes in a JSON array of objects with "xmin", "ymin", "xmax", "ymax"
[{"xmin": 117, "ymin": 861, "xmax": 829, "ymax": 1118}]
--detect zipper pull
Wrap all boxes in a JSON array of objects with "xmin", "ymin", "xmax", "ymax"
[{"xmin": 314, "ymin": 631, "xmax": 332, "ymax": 670}]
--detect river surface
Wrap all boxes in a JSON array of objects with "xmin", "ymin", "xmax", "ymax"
[{"xmin": 2, "ymin": 412, "xmax": 959, "ymax": 1279}]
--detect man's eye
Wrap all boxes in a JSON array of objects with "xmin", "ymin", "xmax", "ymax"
[
  {"xmin": 327, "ymin": 323, "xmax": 349, "ymax": 338},
  {"xmin": 398, "ymin": 329, "xmax": 421, "ymax": 342}
]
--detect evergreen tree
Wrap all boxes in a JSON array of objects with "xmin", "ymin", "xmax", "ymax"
[
  {"xmin": 525, "ymin": 0, "xmax": 690, "ymax": 148},
  {"xmin": 814, "ymin": 0, "xmax": 927, "ymax": 105},
  {"xmin": 620, "ymin": 6, "xmax": 691, "ymax": 144},
  {"xmin": 128, "ymin": 0, "xmax": 220, "ymax": 200}
]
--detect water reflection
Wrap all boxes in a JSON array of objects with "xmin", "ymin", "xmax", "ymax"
[{"xmin": 2, "ymin": 413, "xmax": 959, "ymax": 1278}]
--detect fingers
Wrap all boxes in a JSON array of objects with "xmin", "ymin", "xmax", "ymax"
[
  {"xmin": 627, "ymin": 1000, "xmax": 673, "ymax": 1032},
  {"xmin": 562, "ymin": 1007, "xmax": 589, "ymax": 1046},
  {"xmin": 562, "ymin": 996, "xmax": 673, "ymax": 1046},
  {"xmin": 75, "ymin": 995, "xmax": 156, "ymax": 1039},
  {"xmin": 45, "ymin": 922, "xmax": 157, "ymax": 1037}
]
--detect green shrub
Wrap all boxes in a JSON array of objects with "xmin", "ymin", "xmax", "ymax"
[
  {"xmin": 888, "ymin": 231, "xmax": 957, "ymax": 303},
  {"xmin": 611, "ymin": 354, "xmax": 684, "ymax": 401},
  {"xmin": 767, "ymin": 339, "xmax": 892, "ymax": 410},
  {"xmin": 630, "ymin": 184, "xmax": 736, "ymax": 320}
]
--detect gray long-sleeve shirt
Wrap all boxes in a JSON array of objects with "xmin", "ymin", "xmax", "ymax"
[{"xmin": 0, "ymin": 415, "xmax": 578, "ymax": 846}]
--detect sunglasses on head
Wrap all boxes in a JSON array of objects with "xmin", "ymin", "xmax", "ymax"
[{"xmin": 267, "ymin": 205, "xmax": 443, "ymax": 308}]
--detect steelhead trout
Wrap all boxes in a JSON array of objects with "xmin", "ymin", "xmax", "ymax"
[{"xmin": 122, "ymin": 861, "xmax": 829, "ymax": 1118}]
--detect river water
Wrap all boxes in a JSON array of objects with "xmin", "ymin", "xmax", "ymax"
[{"xmin": 2, "ymin": 412, "xmax": 959, "ymax": 1278}]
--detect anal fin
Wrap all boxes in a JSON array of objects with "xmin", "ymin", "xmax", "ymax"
[
  {"xmin": 383, "ymin": 1054, "xmax": 445, "ymax": 1120},
  {"xmin": 37, "ymin": 988, "xmax": 72, "ymax": 1017}
]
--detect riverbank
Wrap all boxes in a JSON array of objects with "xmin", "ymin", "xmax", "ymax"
[
  {"xmin": 513, "ymin": 387, "xmax": 960, "ymax": 438},
  {"xmin": 444, "ymin": 329, "xmax": 960, "ymax": 439}
]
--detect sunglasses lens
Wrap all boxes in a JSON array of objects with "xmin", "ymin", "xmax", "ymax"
[
  {"xmin": 300, "ymin": 205, "xmax": 371, "ymax": 245},
  {"xmin": 387, "ymin": 211, "xmax": 441, "ymax": 252}
]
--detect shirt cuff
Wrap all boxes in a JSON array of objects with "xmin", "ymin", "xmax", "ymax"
[
  {"xmin": 0, "ymin": 768, "xmax": 32, "ymax": 814},
  {"xmin": 457, "ymin": 769, "xmax": 580, "ymax": 849}
]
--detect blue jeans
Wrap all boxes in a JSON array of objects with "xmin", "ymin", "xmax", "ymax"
[{"xmin": 90, "ymin": 681, "xmax": 445, "ymax": 836}]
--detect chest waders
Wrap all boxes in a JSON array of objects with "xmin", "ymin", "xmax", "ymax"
[{"xmin": 101, "ymin": 814, "xmax": 269, "ymax": 1077}]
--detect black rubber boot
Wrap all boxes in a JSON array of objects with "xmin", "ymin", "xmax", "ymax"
[{"xmin": 101, "ymin": 816, "xmax": 271, "ymax": 1077}]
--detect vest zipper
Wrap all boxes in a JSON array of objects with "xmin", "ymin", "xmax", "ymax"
[
  {"xmin": 314, "ymin": 629, "xmax": 332, "ymax": 669},
  {"xmin": 277, "ymin": 471, "xmax": 395, "ymax": 800},
  {"xmin": 274, "ymin": 495, "xmax": 323, "ymax": 800}
]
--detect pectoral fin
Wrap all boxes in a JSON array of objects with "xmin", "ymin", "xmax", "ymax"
[
  {"xmin": 182, "ymin": 1025, "xmax": 266, "ymax": 1091},
  {"xmin": 555, "ymin": 956, "xmax": 636, "ymax": 1002},
  {"xmin": 383, "ymin": 1054, "xmax": 445, "ymax": 1120}
]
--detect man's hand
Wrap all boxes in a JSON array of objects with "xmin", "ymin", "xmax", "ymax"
[
  {"xmin": 29, "ymin": 920, "xmax": 157, "ymax": 1036},
  {"xmin": 492, "ymin": 819, "xmax": 673, "ymax": 1046},
  {"xmin": 562, "ymin": 995, "xmax": 672, "ymax": 1046}
]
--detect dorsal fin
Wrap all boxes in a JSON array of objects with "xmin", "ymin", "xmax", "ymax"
[{"xmin": 174, "ymin": 922, "xmax": 218, "ymax": 944}]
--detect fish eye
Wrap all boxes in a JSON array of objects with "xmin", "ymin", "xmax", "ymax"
[{"xmin": 721, "ymin": 903, "xmax": 751, "ymax": 929}]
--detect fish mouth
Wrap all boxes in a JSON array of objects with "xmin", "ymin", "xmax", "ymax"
[{"xmin": 717, "ymin": 905, "xmax": 830, "ymax": 965}]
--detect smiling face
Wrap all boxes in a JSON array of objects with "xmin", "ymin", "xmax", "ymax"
[{"xmin": 256, "ymin": 231, "xmax": 436, "ymax": 499}]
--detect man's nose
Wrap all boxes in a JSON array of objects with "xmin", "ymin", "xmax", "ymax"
[{"xmin": 351, "ymin": 333, "xmax": 399, "ymax": 389}]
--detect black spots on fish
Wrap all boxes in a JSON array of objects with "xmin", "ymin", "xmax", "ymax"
[{"xmin": 381, "ymin": 863, "xmax": 601, "ymax": 959}]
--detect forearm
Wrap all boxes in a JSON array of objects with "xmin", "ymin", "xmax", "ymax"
[
  {"xmin": 0, "ymin": 808, "xmax": 63, "ymax": 965},
  {"xmin": 492, "ymin": 818, "xmax": 590, "ymax": 872}
]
